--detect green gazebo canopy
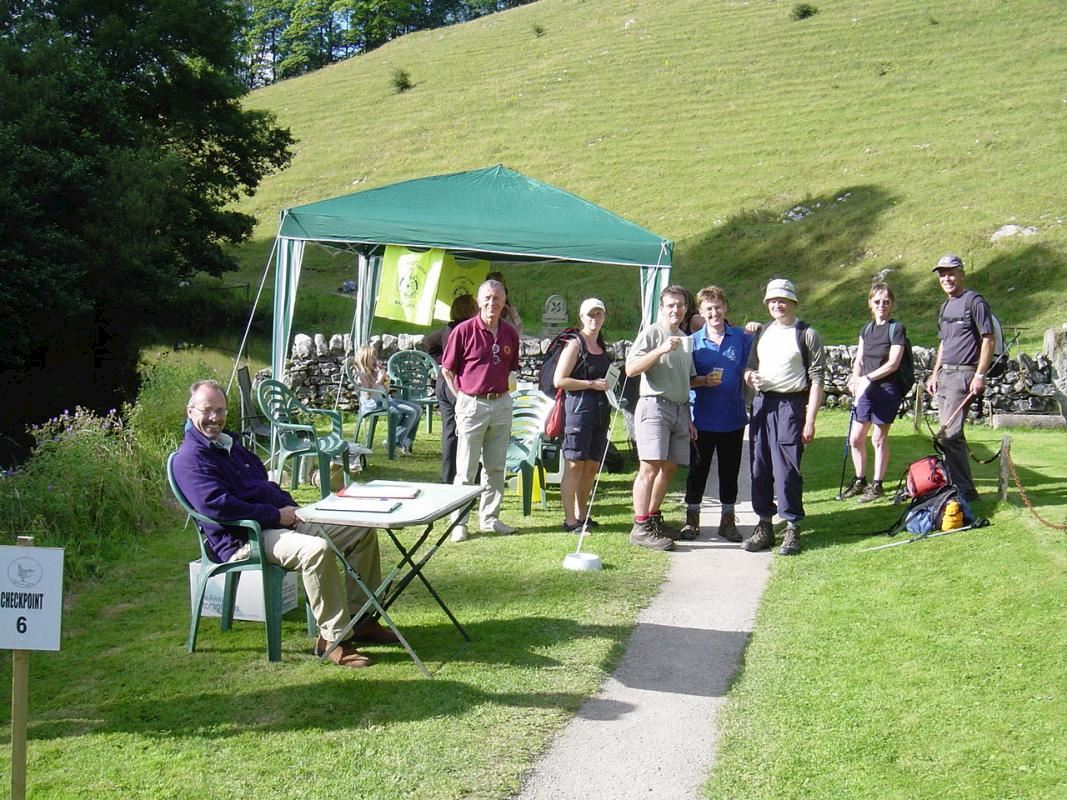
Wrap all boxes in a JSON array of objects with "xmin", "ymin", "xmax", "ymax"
[{"xmin": 271, "ymin": 165, "xmax": 673, "ymax": 380}]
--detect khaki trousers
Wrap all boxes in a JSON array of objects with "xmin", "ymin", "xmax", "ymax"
[
  {"xmin": 453, "ymin": 393, "xmax": 513, "ymax": 527},
  {"xmin": 258, "ymin": 523, "xmax": 382, "ymax": 644}
]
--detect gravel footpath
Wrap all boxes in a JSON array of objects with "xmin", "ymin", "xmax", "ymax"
[{"xmin": 515, "ymin": 441, "xmax": 771, "ymax": 799}]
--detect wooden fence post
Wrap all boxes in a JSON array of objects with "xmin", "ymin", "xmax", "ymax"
[{"xmin": 998, "ymin": 435, "xmax": 1012, "ymax": 503}]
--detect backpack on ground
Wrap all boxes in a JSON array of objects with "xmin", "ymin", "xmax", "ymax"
[
  {"xmin": 901, "ymin": 485, "xmax": 974, "ymax": 535},
  {"xmin": 893, "ymin": 455, "xmax": 951, "ymax": 504}
]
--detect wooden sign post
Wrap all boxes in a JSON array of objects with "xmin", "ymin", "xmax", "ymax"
[{"xmin": 2, "ymin": 536, "xmax": 65, "ymax": 800}]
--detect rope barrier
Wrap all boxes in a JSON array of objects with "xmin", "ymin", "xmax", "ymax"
[{"xmin": 1005, "ymin": 451, "xmax": 1067, "ymax": 531}]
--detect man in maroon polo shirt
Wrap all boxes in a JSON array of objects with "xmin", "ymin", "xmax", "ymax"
[{"xmin": 440, "ymin": 279, "xmax": 522, "ymax": 541}]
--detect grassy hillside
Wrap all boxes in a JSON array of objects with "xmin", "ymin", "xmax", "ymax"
[{"xmin": 230, "ymin": 0, "xmax": 1066, "ymax": 348}]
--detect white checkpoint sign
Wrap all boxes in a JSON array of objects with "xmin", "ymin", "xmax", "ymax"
[{"xmin": 0, "ymin": 546, "xmax": 64, "ymax": 651}]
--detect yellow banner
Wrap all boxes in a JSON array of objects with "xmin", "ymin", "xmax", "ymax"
[
  {"xmin": 375, "ymin": 246, "xmax": 445, "ymax": 325},
  {"xmin": 434, "ymin": 255, "xmax": 488, "ymax": 320}
]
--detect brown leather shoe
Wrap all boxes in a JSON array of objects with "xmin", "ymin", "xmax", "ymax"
[
  {"xmin": 315, "ymin": 637, "xmax": 371, "ymax": 668},
  {"xmin": 352, "ymin": 617, "xmax": 401, "ymax": 645}
]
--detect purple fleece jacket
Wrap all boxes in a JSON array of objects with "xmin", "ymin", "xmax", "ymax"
[{"xmin": 172, "ymin": 426, "xmax": 296, "ymax": 562}]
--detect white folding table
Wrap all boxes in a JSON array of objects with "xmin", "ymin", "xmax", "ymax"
[{"xmin": 298, "ymin": 480, "xmax": 481, "ymax": 677}]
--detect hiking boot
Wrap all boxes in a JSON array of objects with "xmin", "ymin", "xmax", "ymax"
[
  {"xmin": 679, "ymin": 508, "xmax": 701, "ymax": 541},
  {"xmin": 857, "ymin": 481, "xmax": 884, "ymax": 504},
  {"xmin": 718, "ymin": 510, "xmax": 742, "ymax": 542},
  {"xmin": 839, "ymin": 477, "xmax": 867, "ymax": 499},
  {"xmin": 649, "ymin": 513, "xmax": 682, "ymax": 541},
  {"xmin": 743, "ymin": 519, "xmax": 775, "ymax": 552},
  {"xmin": 778, "ymin": 524, "xmax": 801, "ymax": 556},
  {"xmin": 630, "ymin": 518, "xmax": 675, "ymax": 551}
]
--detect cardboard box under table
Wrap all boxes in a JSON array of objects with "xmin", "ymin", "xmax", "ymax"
[
  {"xmin": 299, "ymin": 480, "xmax": 481, "ymax": 677},
  {"xmin": 188, "ymin": 561, "xmax": 297, "ymax": 622}
]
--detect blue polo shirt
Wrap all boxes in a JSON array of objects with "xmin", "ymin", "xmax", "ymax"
[{"xmin": 690, "ymin": 324, "xmax": 752, "ymax": 432}]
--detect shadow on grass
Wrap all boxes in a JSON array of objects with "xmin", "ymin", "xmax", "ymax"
[{"xmin": 17, "ymin": 613, "xmax": 638, "ymax": 743}]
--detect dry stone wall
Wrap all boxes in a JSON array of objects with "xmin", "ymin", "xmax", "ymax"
[{"xmin": 271, "ymin": 327, "xmax": 1066, "ymax": 422}]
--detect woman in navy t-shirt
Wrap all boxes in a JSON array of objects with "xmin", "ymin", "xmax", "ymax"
[{"xmin": 841, "ymin": 282, "xmax": 907, "ymax": 503}]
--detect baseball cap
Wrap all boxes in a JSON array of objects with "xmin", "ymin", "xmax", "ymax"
[
  {"xmin": 579, "ymin": 297, "xmax": 606, "ymax": 317},
  {"xmin": 933, "ymin": 253, "xmax": 964, "ymax": 272},
  {"xmin": 764, "ymin": 278, "xmax": 798, "ymax": 304}
]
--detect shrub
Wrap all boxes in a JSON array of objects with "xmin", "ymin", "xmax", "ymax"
[
  {"xmin": 0, "ymin": 408, "xmax": 168, "ymax": 580},
  {"xmin": 791, "ymin": 3, "xmax": 819, "ymax": 21},
  {"xmin": 127, "ymin": 355, "xmax": 218, "ymax": 459},
  {"xmin": 531, "ymin": 22, "xmax": 546, "ymax": 38},
  {"xmin": 392, "ymin": 68, "xmax": 414, "ymax": 93}
]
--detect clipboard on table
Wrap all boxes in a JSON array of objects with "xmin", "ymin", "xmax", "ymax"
[
  {"xmin": 317, "ymin": 495, "xmax": 401, "ymax": 514},
  {"xmin": 605, "ymin": 363, "xmax": 621, "ymax": 409},
  {"xmin": 337, "ymin": 484, "xmax": 421, "ymax": 500}
]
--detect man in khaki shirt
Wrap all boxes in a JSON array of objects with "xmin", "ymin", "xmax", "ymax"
[{"xmin": 625, "ymin": 285, "xmax": 697, "ymax": 551}]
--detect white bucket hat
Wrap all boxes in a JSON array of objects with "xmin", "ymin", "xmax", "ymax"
[{"xmin": 764, "ymin": 278, "xmax": 798, "ymax": 304}]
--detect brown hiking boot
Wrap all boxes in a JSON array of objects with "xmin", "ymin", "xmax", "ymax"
[
  {"xmin": 857, "ymin": 481, "xmax": 884, "ymax": 504},
  {"xmin": 630, "ymin": 518, "xmax": 675, "ymax": 551},
  {"xmin": 649, "ymin": 513, "xmax": 682, "ymax": 541},
  {"xmin": 839, "ymin": 477, "xmax": 867, "ymax": 499},
  {"xmin": 718, "ymin": 510, "xmax": 742, "ymax": 542},
  {"xmin": 778, "ymin": 524, "xmax": 801, "ymax": 556},
  {"xmin": 679, "ymin": 508, "xmax": 701, "ymax": 541},
  {"xmin": 743, "ymin": 519, "xmax": 775, "ymax": 552}
]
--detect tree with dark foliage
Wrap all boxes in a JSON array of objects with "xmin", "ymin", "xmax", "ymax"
[{"xmin": 0, "ymin": 0, "xmax": 293, "ymax": 463}]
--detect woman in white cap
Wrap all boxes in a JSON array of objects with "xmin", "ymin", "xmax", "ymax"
[{"xmin": 553, "ymin": 298, "xmax": 612, "ymax": 532}]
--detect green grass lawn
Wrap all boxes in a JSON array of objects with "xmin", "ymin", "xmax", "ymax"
[
  {"xmin": 219, "ymin": 0, "xmax": 1066, "ymax": 352},
  {"xmin": 1, "ymin": 409, "xmax": 1063, "ymax": 798}
]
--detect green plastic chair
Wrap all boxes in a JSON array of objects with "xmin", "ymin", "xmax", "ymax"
[
  {"xmin": 342, "ymin": 357, "xmax": 402, "ymax": 460},
  {"xmin": 506, "ymin": 388, "xmax": 556, "ymax": 515},
  {"xmin": 387, "ymin": 349, "xmax": 438, "ymax": 433},
  {"xmin": 166, "ymin": 452, "xmax": 315, "ymax": 662},
  {"xmin": 256, "ymin": 379, "xmax": 350, "ymax": 499}
]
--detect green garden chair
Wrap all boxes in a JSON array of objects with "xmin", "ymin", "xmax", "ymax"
[
  {"xmin": 342, "ymin": 357, "xmax": 402, "ymax": 460},
  {"xmin": 387, "ymin": 349, "xmax": 439, "ymax": 433},
  {"xmin": 256, "ymin": 378, "xmax": 350, "ymax": 498},
  {"xmin": 166, "ymin": 452, "xmax": 315, "ymax": 663},
  {"xmin": 506, "ymin": 388, "xmax": 556, "ymax": 515}
]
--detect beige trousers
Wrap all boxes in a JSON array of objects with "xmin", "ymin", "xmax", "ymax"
[
  {"xmin": 257, "ymin": 523, "xmax": 382, "ymax": 643},
  {"xmin": 453, "ymin": 393, "xmax": 513, "ymax": 526}
]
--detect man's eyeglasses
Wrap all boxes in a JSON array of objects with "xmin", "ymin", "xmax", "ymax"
[
  {"xmin": 871, "ymin": 300, "xmax": 892, "ymax": 306},
  {"xmin": 491, "ymin": 343, "xmax": 500, "ymax": 365},
  {"xmin": 190, "ymin": 405, "xmax": 227, "ymax": 418}
]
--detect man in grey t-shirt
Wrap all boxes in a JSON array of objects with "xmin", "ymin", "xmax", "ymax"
[
  {"xmin": 624, "ymin": 285, "xmax": 697, "ymax": 551},
  {"xmin": 924, "ymin": 253, "xmax": 995, "ymax": 501}
]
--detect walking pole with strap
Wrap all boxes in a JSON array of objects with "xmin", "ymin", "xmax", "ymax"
[{"xmin": 836, "ymin": 403, "xmax": 857, "ymax": 501}]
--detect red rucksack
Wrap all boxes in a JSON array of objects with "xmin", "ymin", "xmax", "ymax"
[{"xmin": 897, "ymin": 456, "xmax": 950, "ymax": 503}]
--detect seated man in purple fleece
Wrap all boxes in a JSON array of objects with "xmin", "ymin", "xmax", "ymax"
[{"xmin": 172, "ymin": 379, "xmax": 397, "ymax": 668}]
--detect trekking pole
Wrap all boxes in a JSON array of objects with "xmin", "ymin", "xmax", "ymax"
[
  {"xmin": 863, "ymin": 518, "xmax": 989, "ymax": 551},
  {"xmin": 835, "ymin": 404, "xmax": 856, "ymax": 500},
  {"xmin": 563, "ymin": 370, "xmax": 628, "ymax": 572}
]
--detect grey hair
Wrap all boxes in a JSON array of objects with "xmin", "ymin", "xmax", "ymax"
[
  {"xmin": 478, "ymin": 279, "xmax": 506, "ymax": 296},
  {"xmin": 188, "ymin": 379, "xmax": 225, "ymax": 403}
]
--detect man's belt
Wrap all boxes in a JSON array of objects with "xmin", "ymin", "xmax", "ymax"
[
  {"xmin": 468, "ymin": 391, "xmax": 507, "ymax": 400},
  {"xmin": 941, "ymin": 363, "xmax": 977, "ymax": 372},
  {"xmin": 760, "ymin": 390, "xmax": 808, "ymax": 400}
]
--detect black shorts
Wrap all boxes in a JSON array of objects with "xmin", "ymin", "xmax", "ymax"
[{"xmin": 562, "ymin": 394, "xmax": 609, "ymax": 463}]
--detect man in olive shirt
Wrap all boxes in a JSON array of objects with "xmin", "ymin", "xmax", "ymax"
[{"xmin": 625, "ymin": 285, "xmax": 698, "ymax": 551}]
